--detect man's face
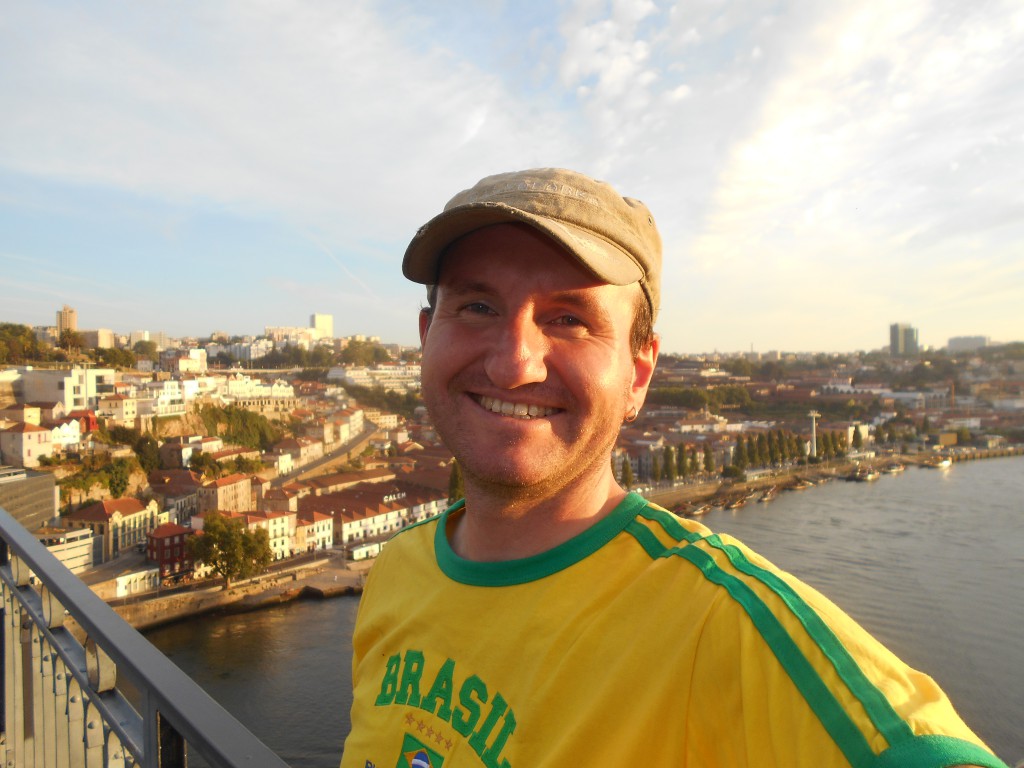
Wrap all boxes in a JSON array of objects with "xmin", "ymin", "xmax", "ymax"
[{"xmin": 419, "ymin": 223, "xmax": 657, "ymax": 499}]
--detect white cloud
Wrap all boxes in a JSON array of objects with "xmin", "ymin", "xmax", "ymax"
[{"xmin": 1, "ymin": 0, "xmax": 1022, "ymax": 351}]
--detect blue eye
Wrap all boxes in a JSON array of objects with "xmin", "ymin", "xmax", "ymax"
[{"xmin": 553, "ymin": 315, "xmax": 584, "ymax": 326}]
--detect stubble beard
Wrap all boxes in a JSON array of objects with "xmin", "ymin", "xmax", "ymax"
[{"xmin": 427, "ymin": 381, "xmax": 627, "ymax": 506}]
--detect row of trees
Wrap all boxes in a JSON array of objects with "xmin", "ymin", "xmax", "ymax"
[
  {"xmin": 617, "ymin": 428, "xmax": 822, "ymax": 488},
  {"xmin": 647, "ymin": 384, "xmax": 752, "ymax": 413},
  {"xmin": 0, "ymin": 323, "xmax": 164, "ymax": 367},
  {"xmin": 341, "ymin": 382, "xmax": 421, "ymax": 420},
  {"xmin": 237, "ymin": 339, "xmax": 397, "ymax": 370}
]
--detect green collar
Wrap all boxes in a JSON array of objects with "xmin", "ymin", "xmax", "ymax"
[{"xmin": 434, "ymin": 492, "xmax": 649, "ymax": 586}]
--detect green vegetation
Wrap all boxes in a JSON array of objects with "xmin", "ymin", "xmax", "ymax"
[
  {"xmin": 187, "ymin": 512, "xmax": 273, "ymax": 589},
  {"xmin": 646, "ymin": 384, "xmax": 752, "ymax": 413},
  {"xmin": 248, "ymin": 338, "xmax": 393, "ymax": 370},
  {"xmin": 619, "ymin": 457, "xmax": 634, "ymax": 489},
  {"xmin": 95, "ymin": 346, "xmax": 138, "ymax": 369},
  {"xmin": 447, "ymin": 460, "xmax": 465, "ymax": 505},
  {"xmin": 59, "ymin": 329, "xmax": 86, "ymax": 353},
  {"xmin": 59, "ymin": 456, "xmax": 137, "ymax": 504},
  {"xmin": 341, "ymin": 383, "xmax": 421, "ymax": 420},
  {"xmin": 662, "ymin": 445, "xmax": 677, "ymax": 483},
  {"xmin": 0, "ymin": 323, "xmax": 49, "ymax": 364},
  {"xmin": 189, "ymin": 452, "xmax": 222, "ymax": 480},
  {"xmin": 197, "ymin": 405, "xmax": 284, "ymax": 451}
]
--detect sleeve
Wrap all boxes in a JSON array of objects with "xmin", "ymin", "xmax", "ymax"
[{"xmin": 683, "ymin": 534, "xmax": 1009, "ymax": 768}]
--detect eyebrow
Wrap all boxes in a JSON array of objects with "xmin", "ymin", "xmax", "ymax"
[{"xmin": 439, "ymin": 279, "xmax": 618, "ymax": 320}]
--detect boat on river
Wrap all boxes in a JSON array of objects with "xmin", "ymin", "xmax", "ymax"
[
  {"xmin": 846, "ymin": 463, "xmax": 880, "ymax": 482},
  {"xmin": 881, "ymin": 461, "xmax": 906, "ymax": 474},
  {"xmin": 922, "ymin": 457, "xmax": 952, "ymax": 469}
]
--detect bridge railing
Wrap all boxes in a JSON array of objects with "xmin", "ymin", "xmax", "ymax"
[{"xmin": 0, "ymin": 506, "xmax": 291, "ymax": 768}]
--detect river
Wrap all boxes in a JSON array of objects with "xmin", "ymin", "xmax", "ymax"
[{"xmin": 144, "ymin": 456, "xmax": 1024, "ymax": 766}]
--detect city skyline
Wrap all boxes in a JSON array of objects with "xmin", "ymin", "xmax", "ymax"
[
  {"xmin": 6, "ymin": 301, "xmax": 1012, "ymax": 357},
  {"xmin": 2, "ymin": 2, "xmax": 1023, "ymax": 354}
]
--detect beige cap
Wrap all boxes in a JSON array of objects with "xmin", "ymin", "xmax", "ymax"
[{"xmin": 402, "ymin": 168, "xmax": 662, "ymax": 321}]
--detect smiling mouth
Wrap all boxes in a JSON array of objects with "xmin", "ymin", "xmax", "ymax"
[{"xmin": 476, "ymin": 395, "xmax": 560, "ymax": 419}]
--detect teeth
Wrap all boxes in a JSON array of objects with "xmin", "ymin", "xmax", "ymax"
[{"xmin": 480, "ymin": 396, "xmax": 556, "ymax": 419}]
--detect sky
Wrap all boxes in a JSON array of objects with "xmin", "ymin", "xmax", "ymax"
[{"xmin": 1, "ymin": 0, "xmax": 1023, "ymax": 355}]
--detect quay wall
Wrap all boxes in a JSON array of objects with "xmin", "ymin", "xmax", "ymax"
[{"xmin": 67, "ymin": 557, "xmax": 366, "ymax": 638}]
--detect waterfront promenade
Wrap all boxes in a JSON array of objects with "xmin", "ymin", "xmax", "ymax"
[
  {"xmin": 69, "ymin": 551, "xmax": 370, "ymax": 636},
  {"xmin": 76, "ymin": 444, "xmax": 1022, "ymax": 635}
]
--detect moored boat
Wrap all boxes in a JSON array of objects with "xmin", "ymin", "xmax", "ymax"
[{"xmin": 847, "ymin": 464, "xmax": 880, "ymax": 482}]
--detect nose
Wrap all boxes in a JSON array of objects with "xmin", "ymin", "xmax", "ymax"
[{"xmin": 484, "ymin": 312, "xmax": 549, "ymax": 389}]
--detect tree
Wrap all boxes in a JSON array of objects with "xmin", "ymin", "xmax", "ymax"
[
  {"xmin": 106, "ymin": 458, "xmax": 131, "ymax": 498},
  {"xmin": 732, "ymin": 437, "xmax": 747, "ymax": 471},
  {"xmin": 703, "ymin": 443, "xmax": 715, "ymax": 475},
  {"xmin": 769, "ymin": 430, "xmax": 783, "ymax": 464},
  {"xmin": 722, "ymin": 358, "xmax": 753, "ymax": 377},
  {"xmin": 852, "ymin": 427, "xmax": 864, "ymax": 451},
  {"xmin": 190, "ymin": 452, "xmax": 222, "ymax": 480},
  {"xmin": 620, "ymin": 457, "xmax": 634, "ymax": 489},
  {"xmin": 0, "ymin": 323, "xmax": 46, "ymax": 364},
  {"xmin": 188, "ymin": 512, "xmax": 273, "ymax": 589},
  {"xmin": 59, "ymin": 329, "xmax": 86, "ymax": 353},
  {"xmin": 134, "ymin": 435, "xmax": 161, "ymax": 473},
  {"xmin": 96, "ymin": 346, "xmax": 137, "ymax": 369},
  {"xmin": 133, "ymin": 339, "xmax": 159, "ymax": 362},
  {"xmin": 756, "ymin": 433, "xmax": 769, "ymax": 467},
  {"xmin": 663, "ymin": 445, "xmax": 677, "ymax": 484},
  {"xmin": 651, "ymin": 453, "xmax": 663, "ymax": 483},
  {"xmin": 447, "ymin": 460, "xmax": 465, "ymax": 505},
  {"xmin": 791, "ymin": 433, "xmax": 806, "ymax": 461}
]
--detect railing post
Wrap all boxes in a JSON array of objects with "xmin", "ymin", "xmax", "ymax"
[
  {"xmin": 42, "ymin": 586, "xmax": 70, "ymax": 768},
  {"xmin": 159, "ymin": 711, "xmax": 187, "ymax": 768},
  {"xmin": 67, "ymin": 677, "xmax": 86, "ymax": 768}
]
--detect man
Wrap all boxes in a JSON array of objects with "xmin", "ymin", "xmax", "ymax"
[{"xmin": 341, "ymin": 168, "xmax": 1006, "ymax": 768}]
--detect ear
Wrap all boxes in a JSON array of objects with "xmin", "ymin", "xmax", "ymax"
[
  {"xmin": 418, "ymin": 308, "xmax": 432, "ymax": 346},
  {"xmin": 629, "ymin": 334, "xmax": 659, "ymax": 412}
]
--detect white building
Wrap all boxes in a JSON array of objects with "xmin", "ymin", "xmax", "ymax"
[{"xmin": 20, "ymin": 367, "xmax": 116, "ymax": 412}]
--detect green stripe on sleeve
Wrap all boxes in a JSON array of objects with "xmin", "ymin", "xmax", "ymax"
[
  {"xmin": 674, "ymin": 542, "xmax": 877, "ymax": 768},
  {"xmin": 874, "ymin": 734, "xmax": 1009, "ymax": 768},
  {"xmin": 705, "ymin": 535, "xmax": 915, "ymax": 747},
  {"xmin": 637, "ymin": 505, "xmax": 704, "ymax": 544}
]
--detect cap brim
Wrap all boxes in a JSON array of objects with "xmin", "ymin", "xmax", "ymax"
[{"xmin": 402, "ymin": 202, "xmax": 645, "ymax": 287}]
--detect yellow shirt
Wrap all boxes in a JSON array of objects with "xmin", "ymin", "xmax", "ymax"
[{"xmin": 341, "ymin": 493, "xmax": 1005, "ymax": 768}]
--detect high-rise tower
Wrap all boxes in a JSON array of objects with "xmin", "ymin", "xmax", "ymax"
[
  {"xmin": 889, "ymin": 323, "xmax": 919, "ymax": 356},
  {"xmin": 310, "ymin": 313, "xmax": 334, "ymax": 340},
  {"xmin": 56, "ymin": 305, "xmax": 78, "ymax": 336}
]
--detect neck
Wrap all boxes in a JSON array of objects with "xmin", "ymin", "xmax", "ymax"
[{"xmin": 449, "ymin": 468, "xmax": 628, "ymax": 562}]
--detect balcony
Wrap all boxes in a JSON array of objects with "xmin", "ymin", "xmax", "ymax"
[{"xmin": 0, "ymin": 506, "xmax": 290, "ymax": 768}]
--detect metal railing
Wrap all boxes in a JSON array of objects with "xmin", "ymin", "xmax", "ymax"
[{"xmin": 0, "ymin": 506, "xmax": 290, "ymax": 768}]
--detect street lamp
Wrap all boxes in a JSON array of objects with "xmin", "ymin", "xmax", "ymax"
[{"xmin": 809, "ymin": 410, "xmax": 821, "ymax": 459}]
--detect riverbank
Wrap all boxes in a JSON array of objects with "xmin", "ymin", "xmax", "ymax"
[
  {"xmin": 68, "ymin": 553, "xmax": 370, "ymax": 638},
  {"xmin": 646, "ymin": 445, "xmax": 1024, "ymax": 514},
  {"xmin": 84, "ymin": 445, "xmax": 1021, "ymax": 635}
]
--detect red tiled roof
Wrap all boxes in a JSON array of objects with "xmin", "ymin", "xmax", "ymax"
[
  {"xmin": 203, "ymin": 472, "xmax": 250, "ymax": 488},
  {"xmin": 68, "ymin": 498, "xmax": 146, "ymax": 522},
  {"xmin": 149, "ymin": 522, "xmax": 193, "ymax": 539},
  {"xmin": 2, "ymin": 422, "xmax": 49, "ymax": 434}
]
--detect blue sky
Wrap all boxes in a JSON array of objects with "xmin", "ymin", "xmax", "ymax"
[{"xmin": 2, "ymin": 0, "xmax": 1022, "ymax": 354}]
